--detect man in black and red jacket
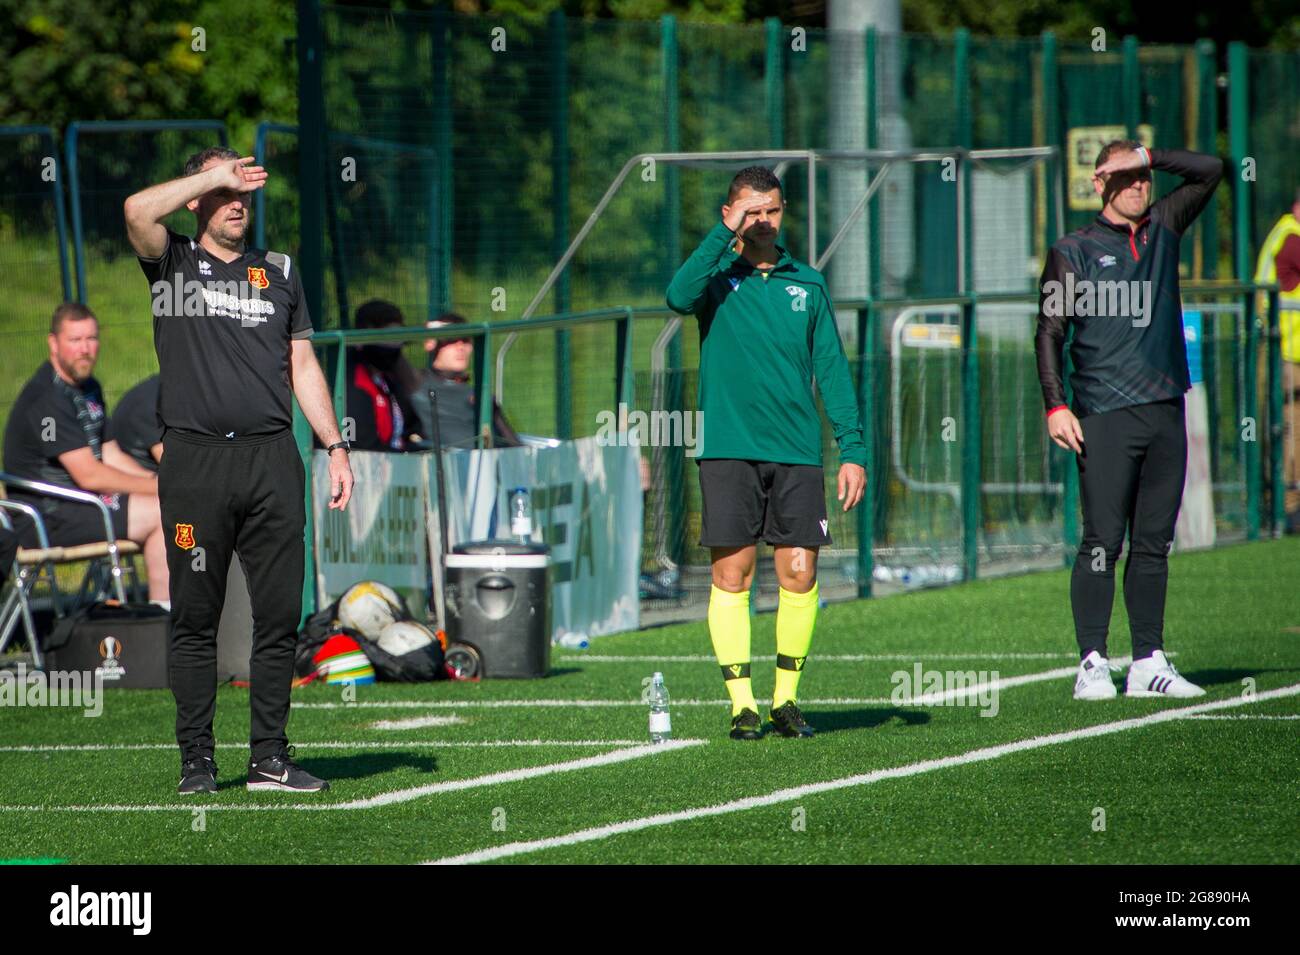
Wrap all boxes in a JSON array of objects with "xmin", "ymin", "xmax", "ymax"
[{"xmin": 1035, "ymin": 140, "xmax": 1223, "ymax": 701}]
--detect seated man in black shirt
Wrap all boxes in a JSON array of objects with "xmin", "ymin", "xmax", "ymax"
[
  {"xmin": 111, "ymin": 374, "xmax": 163, "ymax": 473},
  {"xmin": 408, "ymin": 312, "xmax": 522, "ymax": 450},
  {"xmin": 2, "ymin": 303, "xmax": 170, "ymax": 605}
]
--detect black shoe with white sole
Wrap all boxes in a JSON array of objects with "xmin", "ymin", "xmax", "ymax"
[
  {"xmin": 247, "ymin": 746, "xmax": 330, "ymax": 793},
  {"xmin": 178, "ymin": 756, "xmax": 218, "ymax": 794}
]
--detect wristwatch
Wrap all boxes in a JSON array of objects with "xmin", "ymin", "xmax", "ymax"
[{"xmin": 326, "ymin": 440, "xmax": 351, "ymax": 454}]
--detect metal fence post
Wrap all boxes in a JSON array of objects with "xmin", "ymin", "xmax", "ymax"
[
  {"xmin": 1228, "ymin": 42, "xmax": 1251, "ymax": 283},
  {"xmin": 856, "ymin": 304, "xmax": 876, "ymax": 598},
  {"xmin": 1267, "ymin": 288, "xmax": 1284, "ymax": 537},
  {"xmin": 961, "ymin": 297, "xmax": 981, "ymax": 581},
  {"xmin": 1244, "ymin": 289, "xmax": 1260, "ymax": 540},
  {"xmin": 551, "ymin": 9, "xmax": 572, "ymax": 442}
]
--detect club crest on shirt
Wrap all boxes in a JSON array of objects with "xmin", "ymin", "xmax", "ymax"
[
  {"xmin": 246, "ymin": 266, "xmax": 270, "ymax": 290},
  {"xmin": 174, "ymin": 523, "xmax": 196, "ymax": 550},
  {"xmin": 728, "ymin": 276, "xmax": 741, "ymax": 291}
]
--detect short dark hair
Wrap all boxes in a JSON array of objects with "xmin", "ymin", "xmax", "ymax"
[
  {"xmin": 427, "ymin": 312, "xmax": 469, "ymax": 354},
  {"xmin": 727, "ymin": 165, "xmax": 783, "ymax": 203},
  {"xmin": 183, "ymin": 146, "xmax": 240, "ymax": 178},
  {"xmin": 50, "ymin": 302, "xmax": 96, "ymax": 336},
  {"xmin": 1094, "ymin": 139, "xmax": 1145, "ymax": 170},
  {"xmin": 355, "ymin": 299, "xmax": 405, "ymax": 329}
]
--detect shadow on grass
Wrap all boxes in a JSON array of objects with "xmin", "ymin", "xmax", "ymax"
[
  {"xmin": 801, "ymin": 707, "xmax": 932, "ymax": 735},
  {"xmin": 222, "ymin": 753, "xmax": 438, "ymax": 789},
  {"xmin": 1176, "ymin": 666, "xmax": 1297, "ymax": 689}
]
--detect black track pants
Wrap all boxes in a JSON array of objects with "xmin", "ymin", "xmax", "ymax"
[
  {"xmin": 1070, "ymin": 396, "xmax": 1187, "ymax": 662},
  {"xmin": 159, "ymin": 428, "xmax": 306, "ymax": 763}
]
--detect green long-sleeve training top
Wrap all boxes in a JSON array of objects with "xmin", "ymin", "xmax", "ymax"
[{"xmin": 666, "ymin": 220, "xmax": 866, "ymax": 468}]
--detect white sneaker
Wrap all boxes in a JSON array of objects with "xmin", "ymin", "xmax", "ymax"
[
  {"xmin": 1125, "ymin": 650, "xmax": 1205, "ymax": 698},
  {"xmin": 1073, "ymin": 651, "xmax": 1119, "ymax": 700}
]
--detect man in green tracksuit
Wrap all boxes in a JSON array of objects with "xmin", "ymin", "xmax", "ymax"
[{"xmin": 666, "ymin": 166, "xmax": 867, "ymax": 740}]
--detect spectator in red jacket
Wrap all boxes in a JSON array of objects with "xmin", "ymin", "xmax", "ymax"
[{"xmin": 343, "ymin": 300, "xmax": 421, "ymax": 453}]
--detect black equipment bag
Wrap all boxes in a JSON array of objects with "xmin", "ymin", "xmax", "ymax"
[{"xmin": 42, "ymin": 601, "xmax": 171, "ymax": 689}]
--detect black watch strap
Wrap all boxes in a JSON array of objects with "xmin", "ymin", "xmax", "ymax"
[{"xmin": 326, "ymin": 441, "xmax": 351, "ymax": 454}]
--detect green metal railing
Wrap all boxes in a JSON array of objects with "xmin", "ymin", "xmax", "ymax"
[{"xmin": 297, "ymin": 280, "xmax": 1284, "ymax": 621}]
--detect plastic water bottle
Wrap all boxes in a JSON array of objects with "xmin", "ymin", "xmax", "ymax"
[
  {"xmin": 510, "ymin": 487, "xmax": 532, "ymax": 543},
  {"xmin": 556, "ymin": 632, "xmax": 590, "ymax": 650},
  {"xmin": 648, "ymin": 672, "xmax": 671, "ymax": 743}
]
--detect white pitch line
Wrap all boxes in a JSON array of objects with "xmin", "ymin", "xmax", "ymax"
[
  {"xmin": 423, "ymin": 682, "xmax": 1300, "ymax": 865},
  {"xmin": 1179, "ymin": 714, "xmax": 1300, "ymax": 721},
  {"xmin": 370, "ymin": 715, "xmax": 467, "ymax": 730},
  {"xmin": 556, "ymin": 652, "xmax": 1084, "ymax": 663},
  {"xmin": 0, "ymin": 740, "xmax": 651, "ymax": 753},
  {"xmin": 292, "ymin": 660, "xmax": 1093, "ymax": 710},
  {"xmin": 0, "ymin": 739, "xmax": 705, "ymax": 813}
]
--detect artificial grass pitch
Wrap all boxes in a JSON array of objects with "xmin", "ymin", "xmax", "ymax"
[{"xmin": 0, "ymin": 538, "xmax": 1296, "ymax": 865}]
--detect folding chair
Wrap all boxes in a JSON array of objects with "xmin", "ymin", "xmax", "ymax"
[{"xmin": 0, "ymin": 474, "xmax": 135, "ymax": 669}]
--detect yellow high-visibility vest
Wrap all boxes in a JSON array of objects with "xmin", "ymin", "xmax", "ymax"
[{"xmin": 1254, "ymin": 213, "xmax": 1300, "ymax": 362}]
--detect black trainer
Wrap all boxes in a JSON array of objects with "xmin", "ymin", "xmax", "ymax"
[
  {"xmin": 247, "ymin": 746, "xmax": 330, "ymax": 793},
  {"xmin": 769, "ymin": 700, "xmax": 815, "ymax": 738},
  {"xmin": 729, "ymin": 708, "xmax": 763, "ymax": 740},
  {"xmin": 178, "ymin": 756, "xmax": 218, "ymax": 794}
]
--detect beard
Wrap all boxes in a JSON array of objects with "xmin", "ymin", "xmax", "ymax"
[{"xmin": 58, "ymin": 356, "xmax": 94, "ymax": 383}]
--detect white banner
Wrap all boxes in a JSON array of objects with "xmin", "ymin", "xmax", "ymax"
[
  {"xmin": 313, "ymin": 439, "xmax": 642, "ymax": 643},
  {"xmin": 489, "ymin": 437, "xmax": 642, "ymax": 644},
  {"xmin": 312, "ymin": 451, "xmax": 430, "ymax": 620}
]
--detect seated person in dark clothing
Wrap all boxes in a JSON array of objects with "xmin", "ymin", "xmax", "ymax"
[
  {"xmin": 0, "ymin": 519, "xmax": 17, "ymax": 583},
  {"xmin": 110, "ymin": 373, "xmax": 163, "ymax": 473},
  {"xmin": 343, "ymin": 300, "xmax": 421, "ymax": 453},
  {"xmin": 2, "ymin": 303, "xmax": 170, "ymax": 605},
  {"xmin": 408, "ymin": 312, "xmax": 522, "ymax": 450}
]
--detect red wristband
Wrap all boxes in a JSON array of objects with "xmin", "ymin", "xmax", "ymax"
[{"xmin": 1046, "ymin": 405, "xmax": 1069, "ymax": 418}]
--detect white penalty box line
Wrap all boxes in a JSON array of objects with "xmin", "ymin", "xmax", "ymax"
[{"xmin": 423, "ymin": 682, "xmax": 1300, "ymax": 865}]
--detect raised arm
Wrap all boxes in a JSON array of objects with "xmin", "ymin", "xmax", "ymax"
[
  {"xmin": 1148, "ymin": 148, "xmax": 1225, "ymax": 236},
  {"xmin": 123, "ymin": 156, "xmax": 267, "ymax": 258}
]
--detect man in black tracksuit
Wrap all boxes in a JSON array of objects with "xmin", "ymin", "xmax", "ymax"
[
  {"xmin": 1036, "ymin": 140, "xmax": 1223, "ymax": 701},
  {"xmin": 125, "ymin": 146, "xmax": 355, "ymax": 794}
]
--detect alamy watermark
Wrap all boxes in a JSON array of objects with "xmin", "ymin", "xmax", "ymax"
[
  {"xmin": 890, "ymin": 662, "xmax": 1000, "ymax": 717},
  {"xmin": 0, "ymin": 664, "xmax": 103, "ymax": 717},
  {"xmin": 595, "ymin": 402, "xmax": 702, "ymax": 457},
  {"xmin": 1041, "ymin": 274, "xmax": 1153, "ymax": 327},
  {"xmin": 150, "ymin": 271, "xmax": 273, "ymax": 327}
]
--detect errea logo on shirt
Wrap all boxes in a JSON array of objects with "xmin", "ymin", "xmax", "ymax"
[
  {"xmin": 1098, "ymin": 254, "xmax": 1117, "ymax": 268},
  {"xmin": 785, "ymin": 285, "xmax": 809, "ymax": 311}
]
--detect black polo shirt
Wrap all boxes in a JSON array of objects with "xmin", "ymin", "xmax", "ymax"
[
  {"xmin": 137, "ymin": 229, "xmax": 314, "ymax": 438},
  {"xmin": 2, "ymin": 361, "xmax": 113, "ymax": 516},
  {"xmin": 110, "ymin": 374, "xmax": 162, "ymax": 473}
]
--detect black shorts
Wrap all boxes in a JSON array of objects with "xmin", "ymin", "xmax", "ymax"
[
  {"xmin": 16, "ymin": 493, "xmax": 131, "ymax": 549},
  {"xmin": 698, "ymin": 459, "xmax": 830, "ymax": 548}
]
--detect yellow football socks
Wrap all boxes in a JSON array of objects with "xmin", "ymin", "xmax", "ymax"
[
  {"xmin": 774, "ymin": 582, "xmax": 818, "ymax": 708},
  {"xmin": 708, "ymin": 584, "xmax": 756, "ymax": 716}
]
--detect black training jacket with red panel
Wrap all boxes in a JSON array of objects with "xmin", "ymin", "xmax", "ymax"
[{"xmin": 1034, "ymin": 149, "xmax": 1224, "ymax": 417}]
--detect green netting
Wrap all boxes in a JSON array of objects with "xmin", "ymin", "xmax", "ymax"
[
  {"xmin": 62, "ymin": 123, "xmax": 227, "ymax": 413},
  {"xmin": 0, "ymin": 128, "xmax": 69, "ymax": 442},
  {"xmin": 1247, "ymin": 49, "xmax": 1300, "ymax": 257}
]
